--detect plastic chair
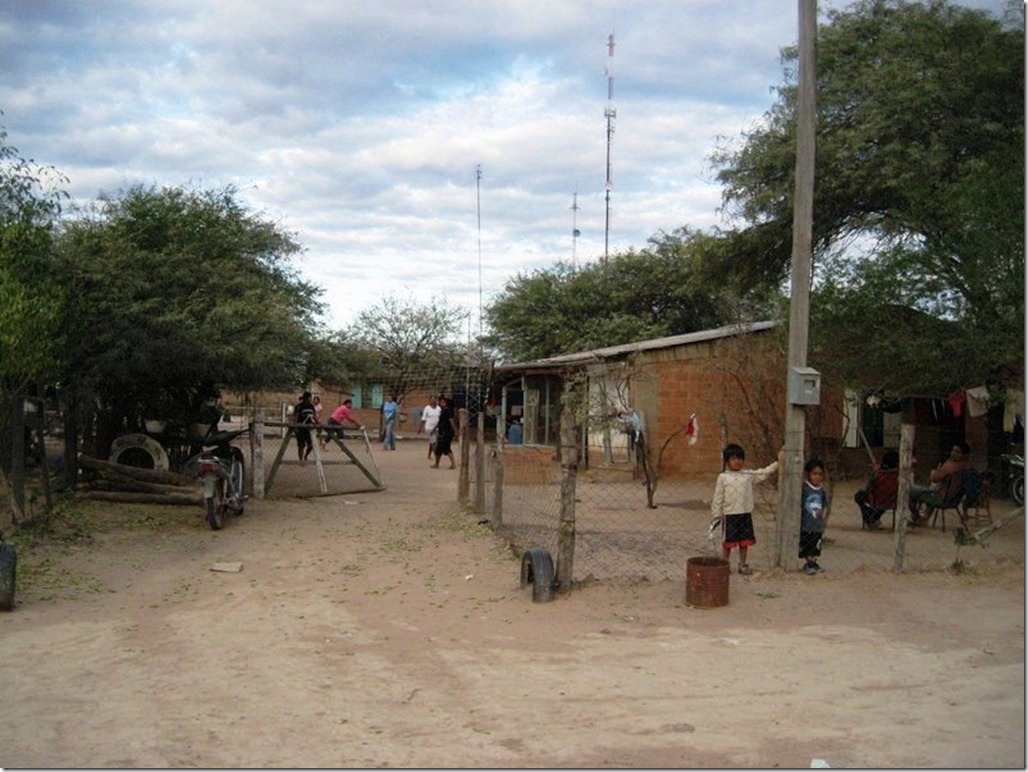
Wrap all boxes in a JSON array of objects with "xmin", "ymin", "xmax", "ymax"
[{"xmin": 962, "ymin": 471, "xmax": 993, "ymax": 527}]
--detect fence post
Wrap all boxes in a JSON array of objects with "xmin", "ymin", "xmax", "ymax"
[
  {"xmin": 491, "ymin": 441, "xmax": 504, "ymax": 526},
  {"xmin": 252, "ymin": 413, "xmax": 265, "ymax": 500},
  {"xmin": 556, "ymin": 409, "xmax": 579, "ymax": 594},
  {"xmin": 474, "ymin": 409, "xmax": 486, "ymax": 514},
  {"xmin": 457, "ymin": 408, "xmax": 470, "ymax": 507},
  {"xmin": 892, "ymin": 423, "xmax": 916, "ymax": 572}
]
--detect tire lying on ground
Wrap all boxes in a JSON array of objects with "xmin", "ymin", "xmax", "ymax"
[
  {"xmin": 108, "ymin": 433, "xmax": 170, "ymax": 472},
  {"xmin": 519, "ymin": 546, "xmax": 555, "ymax": 603}
]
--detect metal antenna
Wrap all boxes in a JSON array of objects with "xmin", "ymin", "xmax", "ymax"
[
  {"xmin": 476, "ymin": 164, "xmax": 483, "ymax": 337},
  {"xmin": 570, "ymin": 190, "xmax": 580, "ymax": 268},
  {"xmin": 603, "ymin": 31, "xmax": 616, "ymax": 264}
]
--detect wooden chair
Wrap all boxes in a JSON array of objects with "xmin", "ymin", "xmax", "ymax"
[{"xmin": 961, "ymin": 471, "xmax": 993, "ymax": 527}]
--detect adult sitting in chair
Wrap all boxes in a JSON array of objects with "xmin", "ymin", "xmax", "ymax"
[
  {"xmin": 908, "ymin": 441, "xmax": 970, "ymax": 526},
  {"xmin": 855, "ymin": 450, "xmax": 899, "ymax": 530}
]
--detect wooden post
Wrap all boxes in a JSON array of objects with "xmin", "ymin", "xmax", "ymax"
[
  {"xmin": 556, "ymin": 409, "xmax": 579, "ymax": 594},
  {"xmin": 458, "ymin": 408, "xmax": 470, "ymax": 507},
  {"xmin": 311, "ymin": 432, "xmax": 328, "ymax": 494},
  {"xmin": 474, "ymin": 408, "xmax": 486, "ymax": 514},
  {"xmin": 893, "ymin": 423, "xmax": 916, "ymax": 572},
  {"xmin": 491, "ymin": 441, "xmax": 504, "ymax": 526},
  {"xmin": 252, "ymin": 415, "xmax": 265, "ymax": 500}
]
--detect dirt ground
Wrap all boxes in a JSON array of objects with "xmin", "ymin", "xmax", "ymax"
[{"xmin": 1, "ymin": 439, "xmax": 1024, "ymax": 769}]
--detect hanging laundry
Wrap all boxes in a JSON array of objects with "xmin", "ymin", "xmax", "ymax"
[
  {"xmin": 685, "ymin": 413, "xmax": 699, "ymax": 445},
  {"xmin": 966, "ymin": 386, "xmax": 990, "ymax": 418},
  {"xmin": 1004, "ymin": 390, "xmax": 1024, "ymax": 433},
  {"xmin": 946, "ymin": 389, "xmax": 966, "ymax": 418}
]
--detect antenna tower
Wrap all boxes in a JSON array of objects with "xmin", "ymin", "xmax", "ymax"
[
  {"xmin": 476, "ymin": 164, "xmax": 483, "ymax": 338},
  {"xmin": 603, "ymin": 31, "xmax": 616, "ymax": 264},
  {"xmin": 570, "ymin": 190, "xmax": 580, "ymax": 267}
]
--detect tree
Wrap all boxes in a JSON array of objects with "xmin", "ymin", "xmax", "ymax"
[
  {"xmin": 345, "ymin": 295, "xmax": 466, "ymax": 406},
  {"xmin": 709, "ymin": 0, "xmax": 1024, "ymax": 394},
  {"xmin": 54, "ymin": 184, "xmax": 324, "ymax": 455},
  {"xmin": 0, "ymin": 122, "xmax": 67, "ymax": 518},
  {"xmin": 485, "ymin": 229, "xmax": 776, "ymax": 362}
]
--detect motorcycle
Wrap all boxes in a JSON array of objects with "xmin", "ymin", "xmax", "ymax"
[
  {"xmin": 1001, "ymin": 453, "xmax": 1024, "ymax": 506},
  {"xmin": 192, "ymin": 429, "xmax": 248, "ymax": 530}
]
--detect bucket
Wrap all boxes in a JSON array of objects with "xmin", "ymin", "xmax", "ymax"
[{"xmin": 685, "ymin": 556, "xmax": 730, "ymax": 608}]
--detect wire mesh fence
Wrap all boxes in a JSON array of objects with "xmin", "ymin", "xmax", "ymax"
[{"xmin": 470, "ymin": 438, "xmax": 1024, "ymax": 583}]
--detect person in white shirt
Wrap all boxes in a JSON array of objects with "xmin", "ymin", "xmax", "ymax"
[
  {"xmin": 418, "ymin": 395, "xmax": 442, "ymax": 460},
  {"xmin": 709, "ymin": 443, "xmax": 778, "ymax": 576}
]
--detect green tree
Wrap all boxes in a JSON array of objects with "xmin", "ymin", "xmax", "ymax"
[
  {"xmin": 485, "ymin": 229, "xmax": 775, "ymax": 362},
  {"xmin": 346, "ymin": 295, "xmax": 466, "ymax": 405},
  {"xmin": 54, "ymin": 184, "xmax": 324, "ymax": 454},
  {"xmin": 0, "ymin": 123, "xmax": 67, "ymax": 517},
  {"xmin": 709, "ymin": 0, "xmax": 1024, "ymax": 394}
]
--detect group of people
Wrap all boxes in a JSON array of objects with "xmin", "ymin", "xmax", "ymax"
[
  {"xmin": 711, "ymin": 439, "xmax": 975, "ymax": 575},
  {"xmin": 291, "ymin": 390, "xmax": 459, "ymax": 468},
  {"xmin": 292, "ymin": 392, "xmax": 366, "ymax": 461},
  {"xmin": 416, "ymin": 394, "xmax": 458, "ymax": 469}
]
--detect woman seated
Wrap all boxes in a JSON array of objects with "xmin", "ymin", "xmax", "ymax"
[{"xmin": 854, "ymin": 450, "xmax": 899, "ymax": 530}]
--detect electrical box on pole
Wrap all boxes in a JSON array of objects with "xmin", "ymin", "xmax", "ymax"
[{"xmin": 788, "ymin": 367, "xmax": 821, "ymax": 405}]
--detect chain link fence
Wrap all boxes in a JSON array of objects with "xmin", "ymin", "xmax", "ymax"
[{"xmin": 468, "ymin": 420, "xmax": 1024, "ymax": 584}]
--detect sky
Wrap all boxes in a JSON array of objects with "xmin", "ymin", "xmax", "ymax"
[{"xmin": 0, "ymin": 0, "xmax": 1010, "ymax": 334}]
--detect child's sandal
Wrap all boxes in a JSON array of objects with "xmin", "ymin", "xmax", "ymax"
[{"xmin": 738, "ymin": 564, "xmax": 753, "ymax": 575}]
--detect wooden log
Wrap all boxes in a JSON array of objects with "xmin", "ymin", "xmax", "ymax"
[
  {"xmin": 78, "ymin": 455, "xmax": 196, "ymax": 487},
  {"xmin": 79, "ymin": 490, "xmax": 203, "ymax": 506},
  {"xmin": 93, "ymin": 473, "xmax": 201, "ymax": 496}
]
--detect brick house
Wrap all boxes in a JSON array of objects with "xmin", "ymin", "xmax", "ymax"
[
  {"xmin": 493, "ymin": 320, "xmax": 1023, "ymax": 486},
  {"xmin": 494, "ymin": 321, "xmax": 844, "ymax": 480}
]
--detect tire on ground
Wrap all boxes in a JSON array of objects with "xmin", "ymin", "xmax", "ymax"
[
  {"xmin": 519, "ymin": 546, "xmax": 555, "ymax": 603},
  {"xmin": 109, "ymin": 433, "xmax": 170, "ymax": 472}
]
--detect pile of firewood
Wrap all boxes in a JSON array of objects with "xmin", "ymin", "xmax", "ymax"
[{"xmin": 78, "ymin": 455, "xmax": 202, "ymax": 505}]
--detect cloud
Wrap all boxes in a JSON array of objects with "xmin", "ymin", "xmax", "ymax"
[{"xmin": 0, "ymin": 0, "xmax": 1010, "ymax": 329}]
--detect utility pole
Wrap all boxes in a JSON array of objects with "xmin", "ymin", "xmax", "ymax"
[{"xmin": 776, "ymin": 0, "xmax": 817, "ymax": 570}]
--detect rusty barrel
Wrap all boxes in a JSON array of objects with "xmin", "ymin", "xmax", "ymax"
[{"xmin": 685, "ymin": 556, "xmax": 730, "ymax": 608}]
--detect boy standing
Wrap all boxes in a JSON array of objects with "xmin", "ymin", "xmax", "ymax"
[
  {"xmin": 710, "ymin": 443, "xmax": 778, "ymax": 575},
  {"xmin": 800, "ymin": 459, "xmax": 828, "ymax": 574}
]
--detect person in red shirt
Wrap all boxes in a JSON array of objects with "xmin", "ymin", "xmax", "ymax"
[
  {"xmin": 322, "ymin": 398, "xmax": 364, "ymax": 448},
  {"xmin": 855, "ymin": 450, "xmax": 899, "ymax": 530}
]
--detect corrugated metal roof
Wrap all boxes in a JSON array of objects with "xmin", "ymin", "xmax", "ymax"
[{"xmin": 495, "ymin": 320, "xmax": 779, "ymax": 372}]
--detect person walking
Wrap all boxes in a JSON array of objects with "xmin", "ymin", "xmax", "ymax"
[
  {"xmin": 709, "ymin": 443, "xmax": 778, "ymax": 575},
  {"xmin": 293, "ymin": 391, "xmax": 317, "ymax": 462},
  {"xmin": 431, "ymin": 395, "xmax": 458, "ymax": 469},
  {"xmin": 418, "ymin": 395, "xmax": 441, "ymax": 460},
  {"xmin": 312, "ymin": 395, "xmax": 324, "ymax": 448},
  {"xmin": 382, "ymin": 394, "xmax": 398, "ymax": 451}
]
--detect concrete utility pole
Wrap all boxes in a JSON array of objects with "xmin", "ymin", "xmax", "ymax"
[{"xmin": 776, "ymin": 0, "xmax": 817, "ymax": 570}]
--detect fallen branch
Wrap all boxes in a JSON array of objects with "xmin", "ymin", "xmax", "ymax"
[{"xmin": 955, "ymin": 506, "xmax": 1024, "ymax": 547}]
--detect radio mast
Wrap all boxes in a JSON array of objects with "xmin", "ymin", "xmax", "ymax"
[
  {"xmin": 571, "ymin": 190, "xmax": 580, "ymax": 267},
  {"xmin": 603, "ymin": 31, "xmax": 616, "ymax": 264}
]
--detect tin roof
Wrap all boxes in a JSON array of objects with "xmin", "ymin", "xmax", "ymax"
[{"xmin": 495, "ymin": 320, "xmax": 778, "ymax": 372}]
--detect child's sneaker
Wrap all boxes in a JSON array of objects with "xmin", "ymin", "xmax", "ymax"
[
  {"xmin": 811, "ymin": 561, "xmax": 824, "ymax": 572},
  {"xmin": 803, "ymin": 563, "xmax": 817, "ymax": 575}
]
